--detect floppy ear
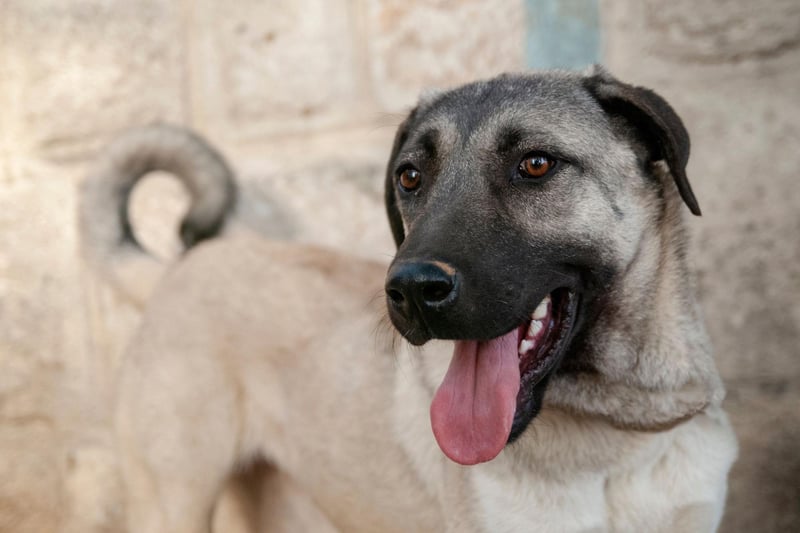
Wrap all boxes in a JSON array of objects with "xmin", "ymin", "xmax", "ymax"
[
  {"xmin": 584, "ymin": 66, "xmax": 701, "ymax": 216},
  {"xmin": 384, "ymin": 109, "xmax": 417, "ymax": 247}
]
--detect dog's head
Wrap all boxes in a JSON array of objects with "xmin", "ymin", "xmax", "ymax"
[{"xmin": 383, "ymin": 67, "xmax": 720, "ymax": 465}]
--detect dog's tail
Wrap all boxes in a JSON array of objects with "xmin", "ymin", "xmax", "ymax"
[{"xmin": 79, "ymin": 124, "xmax": 236, "ymax": 307}]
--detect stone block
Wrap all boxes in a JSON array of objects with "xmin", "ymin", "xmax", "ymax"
[
  {"xmin": 189, "ymin": 0, "xmax": 366, "ymax": 141},
  {"xmin": 366, "ymin": 0, "xmax": 526, "ymax": 110},
  {"xmin": 640, "ymin": 0, "xmax": 800, "ymax": 64},
  {"xmin": 0, "ymin": 161, "xmax": 84, "ymax": 533},
  {"xmin": 1, "ymin": 1, "xmax": 186, "ymax": 160},
  {"xmin": 0, "ymin": 162, "xmax": 81, "ymax": 392},
  {"xmin": 603, "ymin": 0, "xmax": 800, "ymax": 74}
]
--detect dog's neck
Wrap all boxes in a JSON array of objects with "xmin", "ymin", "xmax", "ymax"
[{"xmin": 548, "ymin": 176, "xmax": 725, "ymax": 431}]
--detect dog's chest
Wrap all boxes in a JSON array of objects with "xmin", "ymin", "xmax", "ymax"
[
  {"xmin": 465, "ymin": 416, "xmax": 731, "ymax": 533},
  {"xmin": 469, "ymin": 459, "xmax": 608, "ymax": 531}
]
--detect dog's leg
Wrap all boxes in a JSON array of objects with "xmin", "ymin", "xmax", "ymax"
[
  {"xmin": 115, "ymin": 343, "xmax": 241, "ymax": 533},
  {"xmin": 218, "ymin": 461, "xmax": 340, "ymax": 533}
]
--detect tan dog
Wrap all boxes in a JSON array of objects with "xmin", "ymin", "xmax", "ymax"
[{"xmin": 82, "ymin": 67, "xmax": 737, "ymax": 533}]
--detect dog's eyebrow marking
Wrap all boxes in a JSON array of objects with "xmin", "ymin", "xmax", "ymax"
[
  {"xmin": 417, "ymin": 129, "xmax": 439, "ymax": 159},
  {"xmin": 496, "ymin": 126, "xmax": 523, "ymax": 154},
  {"xmin": 397, "ymin": 130, "xmax": 409, "ymax": 149},
  {"xmin": 431, "ymin": 260, "xmax": 456, "ymax": 277}
]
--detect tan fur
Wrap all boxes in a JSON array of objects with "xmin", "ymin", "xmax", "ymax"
[{"xmin": 84, "ymin": 72, "xmax": 737, "ymax": 532}]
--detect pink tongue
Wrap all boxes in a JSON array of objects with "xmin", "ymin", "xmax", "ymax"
[{"xmin": 430, "ymin": 331, "xmax": 521, "ymax": 465}]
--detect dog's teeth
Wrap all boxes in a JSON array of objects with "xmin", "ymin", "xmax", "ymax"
[
  {"xmin": 528, "ymin": 320, "xmax": 543, "ymax": 338},
  {"xmin": 518, "ymin": 339, "xmax": 535, "ymax": 356},
  {"xmin": 532, "ymin": 295, "xmax": 551, "ymax": 320}
]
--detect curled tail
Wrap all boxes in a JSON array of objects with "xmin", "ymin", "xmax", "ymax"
[{"xmin": 80, "ymin": 124, "xmax": 236, "ymax": 307}]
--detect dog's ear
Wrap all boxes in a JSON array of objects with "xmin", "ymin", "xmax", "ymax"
[
  {"xmin": 584, "ymin": 66, "xmax": 701, "ymax": 216},
  {"xmin": 385, "ymin": 109, "xmax": 418, "ymax": 247}
]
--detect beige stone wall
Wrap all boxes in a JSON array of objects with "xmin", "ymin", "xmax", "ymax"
[{"xmin": 0, "ymin": 0, "xmax": 797, "ymax": 531}]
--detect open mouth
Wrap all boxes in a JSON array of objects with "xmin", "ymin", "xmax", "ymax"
[
  {"xmin": 511, "ymin": 288, "xmax": 577, "ymax": 439},
  {"xmin": 429, "ymin": 288, "xmax": 578, "ymax": 466}
]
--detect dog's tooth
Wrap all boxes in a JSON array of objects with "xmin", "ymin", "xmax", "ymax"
[
  {"xmin": 518, "ymin": 339, "xmax": 535, "ymax": 356},
  {"xmin": 532, "ymin": 295, "xmax": 551, "ymax": 320},
  {"xmin": 528, "ymin": 320, "xmax": 543, "ymax": 337}
]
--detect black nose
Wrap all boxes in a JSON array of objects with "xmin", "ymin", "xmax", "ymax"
[{"xmin": 385, "ymin": 261, "xmax": 459, "ymax": 319}]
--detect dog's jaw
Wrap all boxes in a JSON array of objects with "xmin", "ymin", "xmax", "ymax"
[{"xmin": 428, "ymin": 288, "xmax": 581, "ymax": 465}]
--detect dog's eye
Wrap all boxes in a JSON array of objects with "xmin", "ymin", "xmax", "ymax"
[
  {"xmin": 398, "ymin": 167, "xmax": 422, "ymax": 191},
  {"xmin": 518, "ymin": 153, "xmax": 556, "ymax": 179}
]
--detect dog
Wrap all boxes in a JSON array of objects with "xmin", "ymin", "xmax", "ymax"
[{"xmin": 81, "ymin": 66, "xmax": 737, "ymax": 532}]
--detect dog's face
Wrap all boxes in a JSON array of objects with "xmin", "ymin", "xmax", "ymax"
[{"xmin": 383, "ymin": 68, "xmax": 701, "ymax": 465}]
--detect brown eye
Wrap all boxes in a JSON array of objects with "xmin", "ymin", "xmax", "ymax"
[
  {"xmin": 399, "ymin": 168, "xmax": 421, "ymax": 191},
  {"xmin": 519, "ymin": 153, "xmax": 555, "ymax": 179}
]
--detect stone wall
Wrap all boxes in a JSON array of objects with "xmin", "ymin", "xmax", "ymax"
[{"xmin": 0, "ymin": 1, "xmax": 797, "ymax": 531}]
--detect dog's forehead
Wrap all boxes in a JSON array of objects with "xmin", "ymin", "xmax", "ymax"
[{"xmin": 407, "ymin": 74, "xmax": 612, "ymax": 158}]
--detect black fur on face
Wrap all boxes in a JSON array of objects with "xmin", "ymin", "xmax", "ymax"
[
  {"xmin": 384, "ymin": 69, "xmax": 695, "ymax": 347},
  {"xmin": 386, "ymin": 75, "xmax": 614, "ymax": 345}
]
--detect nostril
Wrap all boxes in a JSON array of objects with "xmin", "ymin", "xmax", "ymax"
[
  {"xmin": 387, "ymin": 288, "xmax": 405, "ymax": 305},
  {"xmin": 386, "ymin": 260, "xmax": 458, "ymax": 314},
  {"xmin": 422, "ymin": 280, "xmax": 454, "ymax": 304}
]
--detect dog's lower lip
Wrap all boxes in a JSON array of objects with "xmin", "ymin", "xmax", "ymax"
[{"xmin": 403, "ymin": 328, "xmax": 430, "ymax": 346}]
